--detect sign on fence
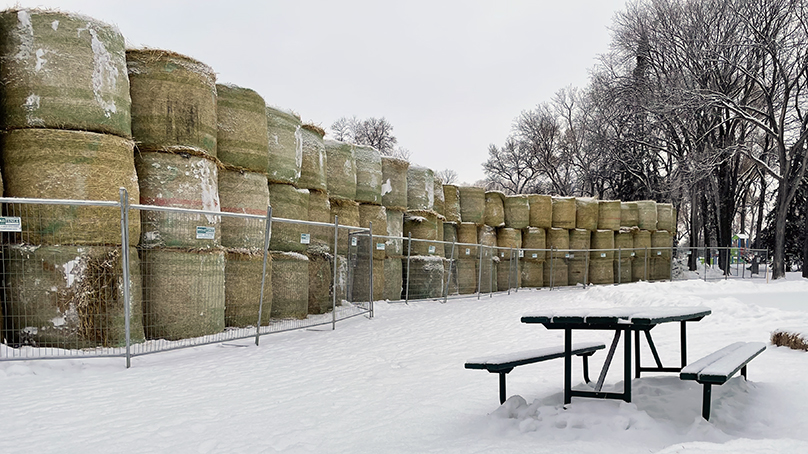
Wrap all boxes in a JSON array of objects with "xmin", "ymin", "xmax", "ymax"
[
  {"xmin": 0, "ymin": 216, "xmax": 22, "ymax": 232},
  {"xmin": 196, "ymin": 226, "xmax": 215, "ymax": 239}
]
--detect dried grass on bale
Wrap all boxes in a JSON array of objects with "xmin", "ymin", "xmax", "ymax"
[
  {"xmin": 404, "ymin": 256, "xmax": 444, "ymax": 299},
  {"xmin": 575, "ymin": 198, "xmax": 599, "ymax": 231},
  {"xmin": 1, "ymin": 128, "xmax": 140, "ymax": 245},
  {"xmin": 552, "ymin": 197, "xmax": 576, "ymax": 229},
  {"xmin": 633, "ymin": 230, "xmax": 652, "ymax": 281},
  {"xmin": 459, "ymin": 186, "xmax": 485, "ymax": 225},
  {"xmin": 436, "ymin": 215, "xmax": 445, "ymax": 246},
  {"xmin": 504, "ymin": 195, "xmax": 530, "ymax": 229},
  {"xmin": 297, "ymin": 124, "xmax": 327, "ymax": 191},
  {"xmin": 614, "ymin": 258, "xmax": 632, "ymax": 284},
  {"xmin": 598, "ymin": 200, "xmax": 622, "ymax": 231},
  {"xmin": 306, "ymin": 189, "xmax": 332, "ymax": 250},
  {"xmin": 127, "ymin": 49, "xmax": 217, "ymax": 156},
  {"xmin": 384, "ymin": 257, "xmax": 403, "ymax": 301},
  {"xmin": 568, "ymin": 229, "xmax": 591, "ymax": 260},
  {"xmin": 521, "ymin": 261, "xmax": 543, "ymax": 288},
  {"xmin": 307, "ymin": 250, "xmax": 333, "ymax": 315},
  {"xmin": 636, "ymin": 200, "xmax": 658, "ymax": 231},
  {"xmin": 266, "ymin": 106, "xmax": 302, "ymax": 185},
  {"xmin": 433, "ymin": 179, "xmax": 445, "ymax": 217},
  {"xmin": 268, "ymin": 183, "xmax": 309, "ymax": 253},
  {"xmin": 325, "ymin": 140, "xmax": 356, "ymax": 200},
  {"xmin": 443, "ymin": 258, "xmax": 459, "ymax": 296},
  {"xmin": 543, "ymin": 259, "xmax": 568, "ymax": 287},
  {"xmin": 385, "ymin": 208, "xmax": 404, "ymax": 257},
  {"xmin": 456, "ymin": 222, "xmax": 479, "ymax": 258},
  {"xmin": 568, "ymin": 260, "xmax": 588, "ymax": 286},
  {"xmin": 651, "ymin": 230, "xmax": 673, "ymax": 260},
  {"xmin": 656, "ymin": 203, "xmax": 676, "ymax": 232},
  {"xmin": 352, "ymin": 258, "xmax": 384, "ymax": 302},
  {"xmin": 407, "ymin": 166, "xmax": 435, "ymax": 211},
  {"xmin": 330, "ymin": 197, "xmax": 360, "ymax": 255},
  {"xmin": 355, "ymin": 144, "xmax": 383, "ymax": 205},
  {"xmin": 381, "ymin": 156, "xmax": 408, "ymax": 210},
  {"xmin": 141, "ymin": 248, "xmax": 224, "ymax": 340},
  {"xmin": 615, "ymin": 230, "xmax": 634, "ymax": 253},
  {"xmin": 359, "ymin": 203, "xmax": 388, "ymax": 259},
  {"xmin": 477, "ymin": 224, "xmax": 497, "ymax": 260},
  {"xmin": 632, "ymin": 255, "xmax": 650, "ymax": 282},
  {"xmin": 224, "ymin": 250, "xmax": 271, "ymax": 327},
  {"xmin": 589, "ymin": 259, "xmax": 614, "ymax": 285},
  {"xmin": 650, "ymin": 257, "xmax": 671, "ymax": 281},
  {"xmin": 269, "ymin": 251, "xmax": 309, "ymax": 319},
  {"xmin": 621, "ymin": 202, "xmax": 639, "ymax": 228},
  {"xmin": 484, "ymin": 191, "xmax": 506, "ymax": 227},
  {"xmin": 477, "ymin": 257, "xmax": 498, "ymax": 293},
  {"xmin": 219, "ymin": 169, "xmax": 269, "ymax": 249},
  {"xmin": 4, "ymin": 244, "xmax": 143, "ymax": 348},
  {"xmin": 546, "ymin": 227, "xmax": 570, "ymax": 260},
  {"xmin": 497, "ymin": 258, "xmax": 520, "ymax": 290},
  {"xmin": 497, "ymin": 228, "xmax": 522, "ymax": 256},
  {"xmin": 443, "ymin": 222, "xmax": 458, "ymax": 258},
  {"xmin": 528, "ymin": 194, "xmax": 552, "ymax": 228},
  {"xmin": 442, "ymin": 185, "xmax": 461, "ymax": 222},
  {"xmin": 456, "ymin": 258, "xmax": 477, "ymax": 294},
  {"xmin": 591, "ymin": 229, "xmax": 615, "ymax": 260},
  {"xmin": 136, "ymin": 151, "xmax": 220, "ymax": 249},
  {"xmin": 0, "ymin": 9, "xmax": 131, "ymax": 137},
  {"xmin": 404, "ymin": 210, "xmax": 440, "ymax": 257},
  {"xmin": 216, "ymin": 84, "xmax": 268, "ymax": 172},
  {"xmin": 333, "ymin": 254, "xmax": 349, "ymax": 304},
  {"xmin": 771, "ymin": 330, "xmax": 808, "ymax": 351},
  {"xmin": 522, "ymin": 227, "xmax": 546, "ymax": 262}
]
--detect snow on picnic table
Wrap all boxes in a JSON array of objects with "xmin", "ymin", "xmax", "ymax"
[{"xmin": 2, "ymin": 275, "xmax": 808, "ymax": 453}]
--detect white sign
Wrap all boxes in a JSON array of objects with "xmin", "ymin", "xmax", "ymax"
[
  {"xmin": 519, "ymin": 250, "xmax": 524, "ymax": 258},
  {"xmin": 601, "ymin": 253, "xmax": 607, "ymax": 258},
  {"xmin": 0, "ymin": 216, "xmax": 22, "ymax": 232},
  {"xmin": 376, "ymin": 243, "xmax": 386, "ymax": 251},
  {"xmin": 351, "ymin": 237, "xmax": 358, "ymax": 246},
  {"xmin": 531, "ymin": 253, "xmax": 538, "ymax": 258},
  {"xmin": 657, "ymin": 251, "xmax": 662, "ymax": 256},
  {"xmin": 465, "ymin": 248, "xmax": 471, "ymax": 255},
  {"xmin": 500, "ymin": 252, "xmax": 505, "ymax": 257},
  {"xmin": 428, "ymin": 245, "xmax": 436, "ymax": 254},
  {"xmin": 631, "ymin": 252, "xmax": 636, "ymax": 257},
  {"xmin": 196, "ymin": 226, "xmax": 215, "ymax": 240},
  {"xmin": 567, "ymin": 253, "xmax": 573, "ymax": 258},
  {"xmin": 300, "ymin": 233, "xmax": 311, "ymax": 244}
]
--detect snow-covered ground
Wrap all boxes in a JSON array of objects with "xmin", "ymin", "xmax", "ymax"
[{"xmin": 2, "ymin": 275, "xmax": 807, "ymax": 453}]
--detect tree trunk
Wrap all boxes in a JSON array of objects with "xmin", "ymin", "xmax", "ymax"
[
  {"xmin": 772, "ymin": 188, "xmax": 789, "ymax": 279},
  {"xmin": 803, "ymin": 191, "xmax": 808, "ymax": 278}
]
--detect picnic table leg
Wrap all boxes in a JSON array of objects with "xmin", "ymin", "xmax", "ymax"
[
  {"xmin": 499, "ymin": 372, "xmax": 507, "ymax": 404},
  {"xmin": 680, "ymin": 320, "xmax": 687, "ymax": 368},
  {"xmin": 702, "ymin": 383, "xmax": 712, "ymax": 420},
  {"xmin": 624, "ymin": 326, "xmax": 632, "ymax": 402},
  {"xmin": 634, "ymin": 330, "xmax": 641, "ymax": 378},
  {"xmin": 565, "ymin": 328, "xmax": 572, "ymax": 405}
]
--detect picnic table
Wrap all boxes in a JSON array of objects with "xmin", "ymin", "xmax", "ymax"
[{"xmin": 521, "ymin": 306, "xmax": 711, "ymax": 404}]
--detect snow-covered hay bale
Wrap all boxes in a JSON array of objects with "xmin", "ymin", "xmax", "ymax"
[
  {"xmin": 575, "ymin": 198, "xmax": 599, "ymax": 231},
  {"xmin": 433, "ymin": 179, "xmax": 445, "ymax": 217},
  {"xmin": 591, "ymin": 229, "xmax": 615, "ymax": 260},
  {"xmin": 268, "ymin": 183, "xmax": 309, "ymax": 253},
  {"xmin": 651, "ymin": 230, "xmax": 673, "ymax": 260},
  {"xmin": 484, "ymin": 191, "xmax": 506, "ymax": 227},
  {"xmin": 543, "ymin": 259, "xmax": 568, "ymax": 287},
  {"xmin": 636, "ymin": 200, "xmax": 658, "ymax": 231},
  {"xmin": 269, "ymin": 251, "xmax": 309, "ymax": 319},
  {"xmin": 1, "ymin": 128, "xmax": 139, "ymax": 245},
  {"xmin": 443, "ymin": 222, "xmax": 458, "ymax": 257},
  {"xmin": 656, "ymin": 203, "xmax": 676, "ymax": 232},
  {"xmin": 307, "ymin": 250, "xmax": 332, "ymax": 314},
  {"xmin": 621, "ymin": 202, "xmax": 639, "ymax": 228},
  {"xmin": 528, "ymin": 194, "xmax": 552, "ymax": 228},
  {"xmin": 266, "ymin": 106, "xmax": 302, "ymax": 185},
  {"xmin": 497, "ymin": 227, "xmax": 522, "ymax": 252},
  {"xmin": 359, "ymin": 203, "xmax": 388, "ymax": 259},
  {"xmin": 568, "ymin": 260, "xmax": 588, "ymax": 286},
  {"xmin": 330, "ymin": 197, "xmax": 360, "ymax": 255},
  {"xmin": 127, "ymin": 49, "xmax": 216, "ymax": 156},
  {"xmin": 568, "ymin": 229, "xmax": 591, "ymax": 260},
  {"xmin": 456, "ymin": 258, "xmax": 477, "ymax": 294},
  {"xmin": 4, "ymin": 244, "xmax": 143, "ymax": 348},
  {"xmin": 546, "ymin": 227, "xmax": 570, "ymax": 260},
  {"xmin": 136, "ymin": 151, "xmax": 220, "ymax": 249},
  {"xmin": 405, "ymin": 256, "xmax": 444, "ymax": 299},
  {"xmin": 589, "ymin": 259, "xmax": 614, "ymax": 285},
  {"xmin": 521, "ymin": 261, "xmax": 543, "ymax": 288},
  {"xmin": 457, "ymin": 222, "xmax": 479, "ymax": 258},
  {"xmin": 380, "ymin": 156, "xmax": 408, "ymax": 210},
  {"xmin": 355, "ymin": 145, "xmax": 382, "ymax": 205},
  {"xmin": 404, "ymin": 210, "xmax": 440, "ymax": 257},
  {"xmin": 224, "ymin": 250, "xmax": 271, "ymax": 327},
  {"xmin": 141, "ymin": 248, "xmax": 224, "ymax": 340},
  {"xmin": 504, "ymin": 195, "xmax": 530, "ymax": 229},
  {"xmin": 477, "ymin": 224, "xmax": 498, "ymax": 253},
  {"xmin": 407, "ymin": 165, "xmax": 435, "ymax": 211},
  {"xmin": 552, "ymin": 197, "xmax": 576, "ymax": 229},
  {"xmin": 383, "ymin": 257, "xmax": 403, "ymax": 301},
  {"xmin": 307, "ymin": 189, "xmax": 332, "ymax": 250},
  {"xmin": 352, "ymin": 258, "xmax": 384, "ymax": 302},
  {"xmin": 459, "ymin": 186, "xmax": 485, "ymax": 225},
  {"xmin": 522, "ymin": 227, "xmax": 546, "ymax": 262},
  {"xmin": 443, "ymin": 185, "xmax": 461, "ymax": 222},
  {"xmin": 385, "ymin": 208, "xmax": 404, "ymax": 257},
  {"xmin": 219, "ymin": 169, "xmax": 269, "ymax": 249},
  {"xmin": 297, "ymin": 124, "xmax": 327, "ymax": 191},
  {"xmin": 216, "ymin": 84, "xmax": 268, "ymax": 172},
  {"xmin": 325, "ymin": 140, "xmax": 356, "ymax": 201},
  {"xmin": 598, "ymin": 200, "xmax": 622, "ymax": 231}
]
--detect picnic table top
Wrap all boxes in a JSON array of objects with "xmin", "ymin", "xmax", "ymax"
[{"xmin": 521, "ymin": 306, "xmax": 712, "ymax": 327}]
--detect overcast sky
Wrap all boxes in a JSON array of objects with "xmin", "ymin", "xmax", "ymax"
[{"xmin": 5, "ymin": 0, "xmax": 628, "ymax": 185}]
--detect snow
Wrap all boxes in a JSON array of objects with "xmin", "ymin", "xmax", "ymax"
[{"xmin": 2, "ymin": 276, "xmax": 808, "ymax": 453}]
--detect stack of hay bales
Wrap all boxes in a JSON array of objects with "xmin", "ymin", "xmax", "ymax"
[
  {"xmin": 402, "ymin": 166, "xmax": 445, "ymax": 299},
  {"xmin": 0, "ymin": 10, "xmax": 143, "ymax": 347},
  {"xmin": 589, "ymin": 229, "xmax": 615, "ymax": 285},
  {"xmin": 455, "ymin": 222, "xmax": 479, "ymax": 294},
  {"xmin": 614, "ymin": 230, "xmax": 634, "ymax": 284},
  {"xmin": 545, "ymin": 227, "xmax": 569, "ymax": 287},
  {"xmin": 381, "ymin": 156, "xmax": 408, "ymax": 301},
  {"xmin": 484, "ymin": 191, "xmax": 506, "ymax": 227},
  {"xmin": 477, "ymin": 225, "xmax": 498, "ymax": 293},
  {"xmin": 521, "ymin": 227, "xmax": 545, "ymax": 287},
  {"xmin": 633, "ymin": 229, "xmax": 652, "ymax": 281},
  {"xmin": 440, "ymin": 184, "xmax": 462, "ymax": 296},
  {"xmin": 651, "ymin": 230, "xmax": 673, "ymax": 281},
  {"xmin": 325, "ymin": 140, "xmax": 359, "ymax": 302},
  {"xmin": 496, "ymin": 228, "xmax": 522, "ymax": 290},
  {"xmin": 353, "ymin": 204, "xmax": 387, "ymax": 302},
  {"xmin": 459, "ymin": 186, "xmax": 485, "ymax": 225},
  {"xmin": 568, "ymin": 228, "xmax": 591, "ymax": 285},
  {"xmin": 267, "ymin": 183, "xmax": 310, "ymax": 318}
]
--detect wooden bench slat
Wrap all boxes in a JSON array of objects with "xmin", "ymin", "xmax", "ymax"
[
  {"xmin": 698, "ymin": 342, "xmax": 767, "ymax": 384},
  {"xmin": 465, "ymin": 342, "xmax": 605, "ymax": 372},
  {"xmin": 680, "ymin": 342, "xmax": 746, "ymax": 380}
]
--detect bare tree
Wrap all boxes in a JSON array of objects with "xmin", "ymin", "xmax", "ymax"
[
  {"xmin": 435, "ymin": 169, "xmax": 458, "ymax": 185},
  {"xmin": 330, "ymin": 116, "xmax": 399, "ymax": 156}
]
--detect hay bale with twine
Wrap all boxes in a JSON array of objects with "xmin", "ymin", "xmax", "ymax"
[
  {"xmin": 484, "ymin": 191, "xmax": 506, "ymax": 227},
  {"xmin": 522, "ymin": 227, "xmax": 546, "ymax": 261},
  {"xmin": 405, "ymin": 256, "xmax": 445, "ymax": 299},
  {"xmin": 384, "ymin": 257, "xmax": 403, "ymax": 301},
  {"xmin": 636, "ymin": 200, "xmax": 658, "ymax": 231},
  {"xmin": 433, "ymin": 180, "xmax": 445, "ymax": 217},
  {"xmin": 385, "ymin": 209, "xmax": 404, "ymax": 257},
  {"xmin": 552, "ymin": 197, "xmax": 576, "ymax": 229},
  {"xmin": 591, "ymin": 229, "xmax": 615, "ymax": 260},
  {"xmin": 657, "ymin": 203, "xmax": 676, "ymax": 232},
  {"xmin": 459, "ymin": 186, "xmax": 485, "ymax": 225},
  {"xmin": 269, "ymin": 252, "xmax": 309, "ymax": 319},
  {"xmin": 568, "ymin": 229, "xmax": 591, "ymax": 260},
  {"xmin": 404, "ymin": 210, "xmax": 440, "ymax": 257},
  {"xmin": 652, "ymin": 230, "xmax": 673, "ymax": 260},
  {"xmin": 136, "ymin": 151, "xmax": 221, "ymax": 249},
  {"xmin": 546, "ymin": 228, "xmax": 570, "ymax": 260},
  {"xmin": 456, "ymin": 258, "xmax": 477, "ymax": 294},
  {"xmin": 266, "ymin": 106, "xmax": 302, "ymax": 184},
  {"xmin": 141, "ymin": 248, "xmax": 224, "ymax": 340},
  {"xmin": 127, "ymin": 49, "xmax": 217, "ymax": 156},
  {"xmin": 307, "ymin": 189, "xmax": 332, "ymax": 250},
  {"xmin": 268, "ymin": 183, "xmax": 310, "ymax": 252},
  {"xmin": 216, "ymin": 84, "xmax": 268, "ymax": 172},
  {"xmin": 353, "ymin": 258, "xmax": 384, "ymax": 302},
  {"xmin": 407, "ymin": 166, "xmax": 435, "ymax": 211},
  {"xmin": 0, "ymin": 9, "xmax": 131, "ymax": 137},
  {"xmin": 457, "ymin": 222, "xmax": 479, "ymax": 258},
  {"xmin": 325, "ymin": 140, "xmax": 356, "ymax": 200},
  {"xmin": 359, "ymin": 203, "xmax": 388, "ymax": 259},
  {"xmin": 381, "ymin": 156, "xmax": 408, "ymax": 210},
  {"xmin": 598, "ymin": 200, "xmax": 622, "ymax": 231},
  {"xmin": 1, "ymin": 128, "xmax": 140, "ymax": 245},
  {"xmin": 528, "ymin": 194, "xmax": 552, "ymax": 228},
  {"xmin": 504, "ymin": 195, "xmax": 530, "ymax": 229},
  {"xmin": 219, "ymin": 169, "xmax": 269, "ymax": 249},
  {"xmin": 633, "ymin": 230, "xmax": 652, "ymax": 281},
  {"xmin": 521, "ymin": 261, "xmax": 544, "ymax": 288},
  {"xmin": 355, "ymin": 145, "xmax": 383, "ymax": 205},
  {"xmin": 621, "ymin": 202, "xmax": 640, "ymax": 228},
  {"xmin": 296, "ymin": 124, "xmax": 327, "ymax": 191},
  {"xmin": 307, "ymin": 250, "xmax": 333, "ymax": 314},
  {"xmin": 543, "ymin": 259, "xmax": 568, "ymax": 287},
  {"xmin": 589, "ymin": 259, "xmax": 614, "ymax": 285},
  {"xmin": 224, "ymin": 250, "xmax": 271, "ymax": 327},
  {"xmin": 330, "ymin": 198, "xmax": 360, "ymax": 255},
  {"xmin": 443, "ymin": 185, "xmax": 461, "ymax": 222},
  {"xmin": 4, "ymin": 244, "xmax": 143, "ymax": 348},
  {"xmin": 575, "ymin": 198, "xmax": 599, "ymax": 231}
]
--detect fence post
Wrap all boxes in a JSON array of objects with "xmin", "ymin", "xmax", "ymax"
[
  {"xmin": 550, "ymin": 247, "xmax": 555, "ymax": 290},
  {"xmin": 584, "ymin": 247, "xmax": 590, "ymax": 287},
  {"xmin": 507, "ymin": 249, "xmax": 513, "ymax": 295},
  {"xmin": 443, "ymin": 240, "xmax": 456, "ymax": 304},
  {"xmin": 255, "ymin": 206, "xmax": 273, "ymax": 346},
  {"xmin": 405, "ymin": 232, "xmax": 412, "ymax": 304},
  {"xmin": 332, "ymin": 215, "xmax": 339, "ymax": 330},
  {"xmin": 514, "ymin": 249, "xmax": 519, "ymax": 293},
  {"xmin": 618, "ymin": 248, "xmax": 622, "ymax": 285},
  {"xmin": 119, "ymin": 188, "xmax": 132, "ymax": 368},
  {"xmin": 704, "ymin": 247, "xmax": 708, "ymax": 282},
  {"xmin": 489, "ymin": 247, "xmax": 493, "ymax": 298},
  {"xmin": 477, "ymin": 242, "xmax": 483, "ymax": 300},
  {"xmin": 645, "ymin": 246, "xmax": 649, "ymax": 281},
  {"xmin": 368, "ymin": 221, "xmax": 374, "ymax": 318}
]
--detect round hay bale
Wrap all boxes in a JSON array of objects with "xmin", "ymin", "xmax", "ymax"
[
  {"xmin": 477, "ymin": 257, "xmax": 497, "ymax": 293},
  {"xmin": 352, "ymin": 258, "xmax": 384, "ymax": 302},
  {"xmin": 497, "ymin": 258, "xmax": 520, "ymax": 290},
  {"xmin": 307, "ymin": 189, "xmax": 332, "ymax": 251},
  {"xmin": 651, "ymin": 257, "xmax": 672, "ymax": 281},
  {"xmin": 477, "ymin": 224, "xmax": 497, "ymax": 254},
  {"xmin": 543, "ymin": 259, "xmax": 568, "ymax": 287},
  {"xmin": 436, "ymin": 216, "xmax": 445, "ymax": 245},
  {"xmin": 568, "ymin": 229, "xmax": 591, "ymax": 260},
  {"xmin": 297, "ymin": 124, "xmax": 327, "ymax": 191},
  {"xmin": 359, "ymin": 203, "xmax": 388, "ymax": 259},
  {"xmin": 636, "ymin": 200, "xmax": 658, "ymax": 231},
  {"xmin": 598, "ymin": 200, "xmax": 622, "ymax": 231},
  {"xmin": 589, "ymin": 259, "xmax": 614, "ymax": 285},
  {"xmin": 0, "ymin": 9, "xmax": 131, "ymax": 137},
  {"xmin": 528, "ymin": 194, "xmax": 552, "ymax": 228},
  {"xmin": 141, "ymin": 248, "xmax": 224, "ymax": 340},
  {"xmin": 355, "ymin": 144, "xmax": 382, "ymax": 205},
  {"xmin": 383, "ymin": 257, "xmax": 403, "ymax": 301},
  {"xmin": 522, "ymin": 227, "xmax": 546, "ymax": 262},
  {"xmin": 266, "ymin": 106, "xmax": 302, "ymax": 185},
  {"xmin": 521, "ymin": 261, "xmax": 544, "ymax": 288},
  {"xmin": 219, "ymin": 169, "xmax": 269, "ymax": 249},
  {"xmin": 484, "ymin": 191, "xmax": 505, "ymax": 227},
  {"xmin": 380, "ymin": 156, "xmax": 408, "ymax": 210},
  {"xmin": 268, "ymin": 183, "xmax": 309, "ymax": 252},
  {"xmin": 568, "ymin": 260, "xmax": 588, "ymax": 285},
  {"xmin": 459, "ymin": 186, "xmax": 485, "ymax": 225},
  {"xmin": 406, "ymin": 165, "xmax": 435, "ymax": 211},
  {"xmin": 385, "ymin": 208, "xmax": 404, "ymax": 257},
  {"xmin": 591, "ymin": 229, "xmax": 615, "ymax": 260},
  {"xmin": 456, "ymin": 222, "xmax": 479, "ymax": 258},
  {"xmin": 325, "ymin": 140, "xmax": 356, "ymax": 200},
  {"xmin": 632, "ymin": 230, "xmax": 652, "ymax": 281},
  {"xmin": 4, "ymin": 244, "xmax": 143, "ymax": 348},
  {"xmin": 404, "ymin": 256, "xmax": 444, "ymax": 299},
  {"xmin": 404, "ymin": 210, "xmax": 441, "ymax": 257},
  {"xmin": 552, "ymin": 197, "xmax": 576, "ymax": 229},
  {"xmin": 497, "ymin": 227, "xmax": 522, "ymax": 252},
  {"xmin": 656, "ymin": 203, "xmax": 676, "ymax": 232},
  {"xmin": 136, "ymin": 151, "xmax": 220, "ymax": 249},
  {"xmin": 269, "ymin": 251, "xmax": 309, "ymax": 319},
  {"xmin": 307, "ymin": 250, "xmax": 333, "ymax": 314},
  {"xmin": 224, "ymin": 250, "xmax": 271, "ymax": 327},
  {"xmin": 456, "ymin": 258, "xmax": 478, "ymax": 294},
  {"xmin": 651, "ymin": 230, "xmax": 673, "ymax": 260},
  {"xmin": 575, "ymin": 198, "xmax": 599, "ymax": 231},
  {"xmin": 621, "ymin": 202, "xmax": 639, "ymax": 228},
  {"xmin": 127, "ymin": 49, "xmax": 217, "ymax": 156},
  {"xmin": 443, "ymin": 222, "xmax": 458, "ymax": 258},
  {"xmin": 216, "ymin": 84, "xmax": 268, "ymax": 172},
  {"xmin": 546, "ymin": 228, "xmax": 570, "ymax": 260},
  {"xmin": 504, "ymin": 195, "xmax": 530, "ymax": 229},
  {"xmin": 443, "ymin": 185, "xmax": 461, "ymax": 222},
  {"xmin": 330, "ymin": 197, "xmax": 360, "ymax": 255},
  {"xmin": 433, "ymin": 179, "xmax": 445, "ymax": 217},
  {"xmin": 333, "ymin": 254, "xmax": 349, "ymax": 304},
  {"xmin": 615, "ymin": 231, "xmax": 634, "ymax": 254},
  {"xmin": 1, "ymin": 128, "xmax": 140, "ymax": 245},
  {"xmin": 614, "ymin": 258, "xmax": 632, "ymax": 284}
]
